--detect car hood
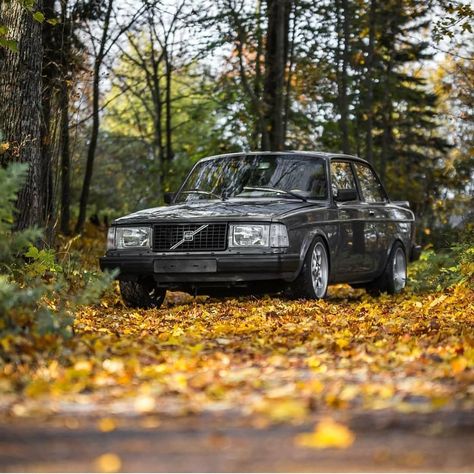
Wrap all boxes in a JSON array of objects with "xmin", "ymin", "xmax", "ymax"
[{"xmin": 114, "ymin": 199, "xmax": 318, "ymax": 224}]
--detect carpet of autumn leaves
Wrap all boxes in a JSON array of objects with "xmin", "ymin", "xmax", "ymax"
[{"xmin": 1, "ymin": 280, "xmax": 472, "ymax": 430}]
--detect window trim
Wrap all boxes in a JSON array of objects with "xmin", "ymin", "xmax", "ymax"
[
  {"xmin": 352, "ymin": 161, "xmax": 389, "ymax": 204},
  {"xmin": 329, "ymin": 159, "xmax": 362, "ymax": 203}
]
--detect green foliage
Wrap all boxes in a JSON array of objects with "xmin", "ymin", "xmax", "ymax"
[
  {"xmin": 0, "ymin": 163, "xmax": 115, "ymax": 364},
  {"xmin": 0, "ymin": 164, "xmax": 41, "ymax": 272},
  {"xmin": 32, "ymin": 11, "xmax": 44, "ymax": 23},
  {"xmin": 409, "ymin": 239, "xmax": 474, "ymax": 292},
  {"xmin": 433, "ymin": 2, "xmax": 474, "ymax": 41},
  {"xmin": 0, "ymin": 37, "xmax": 18, "ymax": 52},
  {"xmin": 84, "ymin": 53, "xmax": 236, "ymax": 216},
  {"xmin": 0, "ymin": 0, "xmax": 48, "ymax": 52},
  {"xmin": 23, "ymin": 245, "xmax": 62, "ymax": 277}
]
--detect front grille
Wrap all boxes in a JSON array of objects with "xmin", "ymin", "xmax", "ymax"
[{"xmin": 153, "ymin": 223, "xmax": 228, "ymax": 252}]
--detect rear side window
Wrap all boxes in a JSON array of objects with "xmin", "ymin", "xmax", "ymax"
[
  {"xmin": 330, "ymin": 161, "xmax": 357, "ymax": 195},
  {"xmin": 354, "ymin": 163, "xmax": 385, "ymax": 203}
]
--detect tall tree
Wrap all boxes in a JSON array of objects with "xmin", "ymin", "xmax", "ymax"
[
  {"xmin": 334, "ymin": 0, "xmax": 351, "ymax": 154},
  {"xmin": 41, "ymin": 0, "xmax": 62, "ymax": 238},
  {"xmin": 58, "ymin": 0, "xmax": 72, "ymax": 235},
  {"xmin": 75, "ymin": 0, "xmax": 114, "ymax": 234},
  {"xmin": 0, "ymin": 0, "xmax": 45, "ymax": 230},
  {"xmin": 75, "ymin": 0, "xmax": 148, "ymax": 233},
  {"xmin": 58, "ymin": 0, "xmax": 107, "ymax": 234},
  {"xmin": 262, "ymin": 0, "xmax": 291, "ymax": 151},
  {"xmin": 363, "ymin": 0, "xmax": 376, "ymax": 163},
  {"xmin": 112, "ymin": 3, "xmax": 186, "ymax": 198},
  {"xmin": 360, "ymin": 0, "xmax": 450, "ymax": 221}
]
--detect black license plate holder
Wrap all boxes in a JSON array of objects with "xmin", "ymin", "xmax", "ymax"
[{"xmin": 154, "ymin": 259, "xmax": 217, "ymax": 273}]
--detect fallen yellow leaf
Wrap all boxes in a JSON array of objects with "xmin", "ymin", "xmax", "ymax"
[
  {"xmin": 98, "ymin": 417, "xmax": 117, "ymax": 432},
  {"xmin": 295, "ymin": 418, "xmax": 355, "ymax": 449},
  {"xmin": 94, "ymin": 453, "xmax": 122, "ymax": 473}
]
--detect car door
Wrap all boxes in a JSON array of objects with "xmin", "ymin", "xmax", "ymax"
[
  {"xmin": 352, "ymin": 161, "xmax": 389, "ymax": 276},
  {"xmin": 330, "ymin": 160, "xmax": 372, "ymax": 280}
]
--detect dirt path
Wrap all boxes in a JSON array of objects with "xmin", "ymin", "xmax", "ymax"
[{"xmin": 1, "ymin": 411, "xmax": 473, "ymax": 472}]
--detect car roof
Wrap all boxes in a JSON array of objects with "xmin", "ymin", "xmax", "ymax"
[{"xmin": 199, "ymin": 150, "xmax": 371, "ymax": 166}]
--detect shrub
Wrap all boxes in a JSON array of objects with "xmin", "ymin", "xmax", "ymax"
[
  {"xmin": 409, "ymin": 226, "xmax": 474, "ymax": 292},
  {"xmin": 0, "ymin": 163, "xmax": 115, "ymax": 364}
]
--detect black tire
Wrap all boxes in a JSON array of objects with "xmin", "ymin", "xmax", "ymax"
[
  {"xmin": 366, "ymin": 241, "xmax": 407, "ymax": 295},
  {"xmin": 119, "ymin": 279, "xmax": 166, "ymax": 309},
  {"xmin": 291, "ymin": 237, "xmax": 329, "ymax": 299}
]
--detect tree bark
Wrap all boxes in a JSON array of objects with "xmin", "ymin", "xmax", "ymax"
[
  {"xmin": 252, "ymin": 0, "xmax": 264, "ymax": 149},
  {"xmin": 164, "ymin": 48, "xmax": 174, "ymax": 163},
  {"xmin": 283, "ymin": 0, "xmax": 296, "ymax": 142},
  {"xmin": 262, "ymin": 0, "xmax": 290, "ymax": 151},
  {"xmin": 41, "ymin": 0, "xmax": 58, "ymax": 240},
  {"xmin": 0, "ymin": 0, "xmax": 44, "ymax": 230},
  {"xmin": 380, "ymin": 60, "xmax": 393, "ymax": 184},
  {"xmin": 364, "ymin": 0, "xmax": 376, "ymax": 163},
  {"xmin": 75, "ymin": 0, "xmax": 113, "ymax": 234},
  {"xmin": 59, "ymin": 71, "xmax": 71, "ymax": 235},
  {"xmin": 149, "ymin": 34, "xmax": 165, "ymax": 187},
  {"xmin": 58, "ymin": 0, "xmax": 71, "ymax": 235},
  {"xmin": 335, "ymin": 0, "xmax": 350, "ymax": 154}
]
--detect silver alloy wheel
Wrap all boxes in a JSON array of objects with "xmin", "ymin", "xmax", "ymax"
[
  {"xmin": 311, "ymin": 242, "xmax": 329, "ymax": 298},
  {"xmin": 393, "ymin": 247, "xmax": 407, "ymax": 292}
]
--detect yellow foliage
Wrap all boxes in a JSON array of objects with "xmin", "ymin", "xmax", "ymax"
[
  {"xmin": 254, "ymin": 398, "xmax": 308, "ymax": 423},
  {"xmin": 295, "ymin": 418, "xmax": 355, "ymax": 449},
  {"xmin": 0, "ymin": 282, "xmax": 472, "ymax": 425}
]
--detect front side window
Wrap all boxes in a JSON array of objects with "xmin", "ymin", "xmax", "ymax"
[
  {"xmin": 354, "ymin": 163, "xmax": 385, "ymax": 203},
  {"xmin": 330, "ymin": 161, "xmax": 357, "ymax": 195},
  {"xmin": 176, "ymin": 155, "xmax": 328, "ymax": 202}
]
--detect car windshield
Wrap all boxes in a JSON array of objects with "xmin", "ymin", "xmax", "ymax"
[{"xmin": 176, "ymin": 154, "xmax": 328, "ymax": 202}]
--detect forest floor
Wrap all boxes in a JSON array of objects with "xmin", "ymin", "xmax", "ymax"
[{"xmin": 0, "ymin": 281, "xmax": 473, "ymax": 472}]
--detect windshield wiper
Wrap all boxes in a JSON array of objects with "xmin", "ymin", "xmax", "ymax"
[
  {"xmin": 180, "ymin": 189, "xmax": 225, "ymax": 200},
  {"xmin": 243, "ymin": 186, "xmax": 307, "ymax": 202}
]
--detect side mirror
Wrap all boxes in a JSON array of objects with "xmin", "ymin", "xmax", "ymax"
[
  {"xmin": 164, "ymin": 192, "xmax": 175, "ymax": 205},
  {"xmin": 334, "ymin": 188, "xmax": 358, "ymax": 202}
]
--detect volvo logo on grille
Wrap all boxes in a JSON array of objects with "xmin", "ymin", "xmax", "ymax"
[
  {"xmin": 183, "ymin": 231, "xmax": 194, "ymax": 241},
  {"xmin": 170, "ymin": 225, "xmax": 209, "ymax": 250}
]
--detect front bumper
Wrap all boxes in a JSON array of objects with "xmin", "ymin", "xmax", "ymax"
[{"xmin": 99, "ymin": 253, "xmax": 300, "ymax": 284}]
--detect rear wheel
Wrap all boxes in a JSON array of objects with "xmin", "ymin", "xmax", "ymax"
[
  {"xmin": 119, "ymin": 279, "xmax": 166, "ymax": 309},
  {"xmin": 367, "ymin": 242, "xmax": 407, "ymax": 295},
  {"xmin": 291, "ymin": 237, "xmax": 329, "ymax": 299}
]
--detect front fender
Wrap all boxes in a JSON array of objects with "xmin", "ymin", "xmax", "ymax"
[{"xmin": 291, "ymin": 227, "xmax": 333, "ymax": 281}]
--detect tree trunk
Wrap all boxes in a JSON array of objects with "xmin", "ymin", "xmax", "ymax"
[
  {"xmin": 364, "ymin": 0, "xmax": 376, "ymax": 163},
  {"xmin": 283, "ymin": 1, "xmax": 296, "ymax": 142},
  {"xmin": 335, "ymin": 0, "xmax": 350, "ymax": 154},
  {"xmin": 380, "ymin": 61, "xmax": 393, "ymax": 184},
  {"xmin": 150, "ymin": 52, "xmax": 165, "ymax": 188},
  {"xmin": 41, "ymin": 0, "xmax": 58, "ymax": 240},
  {"xmin": 262, "ymin": 0, "xmax": 290, "ymax": 151},
  {"xmin": 252, "ymin": 0, "xmax": 264, "ymax": 149},
  {"xmin": 0, "ymin": 0, "xmax": 44, "ymax": 230},
  {"xmin": 164, "ymin": 48, "xmax": 174, "ymax": 163},
  {"xmin": 59, "ymin": 73, "xmax": 71, "ymax": 235},
  {"xmin": 59, "ymin": 0, "xmax": 71, "ymax": 235},
  {"xmin": 75, "ymin": 0, "xmax": 113, "ymax": 234}
]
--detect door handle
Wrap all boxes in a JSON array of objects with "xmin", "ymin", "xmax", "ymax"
[{"xmin": 369, "ymin": 210, "xmax": 375, "ymax": 216}]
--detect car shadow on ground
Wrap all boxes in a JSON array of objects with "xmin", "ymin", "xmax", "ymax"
[{"xmin": 160, "ymin": 284, "xmax": 366, "ymax": 310}]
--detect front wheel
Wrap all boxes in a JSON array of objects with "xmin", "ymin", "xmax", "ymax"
[
  {"xmin": 291, "ymin": 238, "xmax": 329, "ymax": 299},
  {"xmin": 367, "ymin": 242, "xmax": 407, "ymax": 295},
  {"xmin": 119, "ymin": 279, "xmax": 166, "ymax": 309}
]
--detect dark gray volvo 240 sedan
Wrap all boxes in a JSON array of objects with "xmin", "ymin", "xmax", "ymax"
[{"xmin": 100, "ymin": 151, "xmax": 421, "ymax": 308}]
